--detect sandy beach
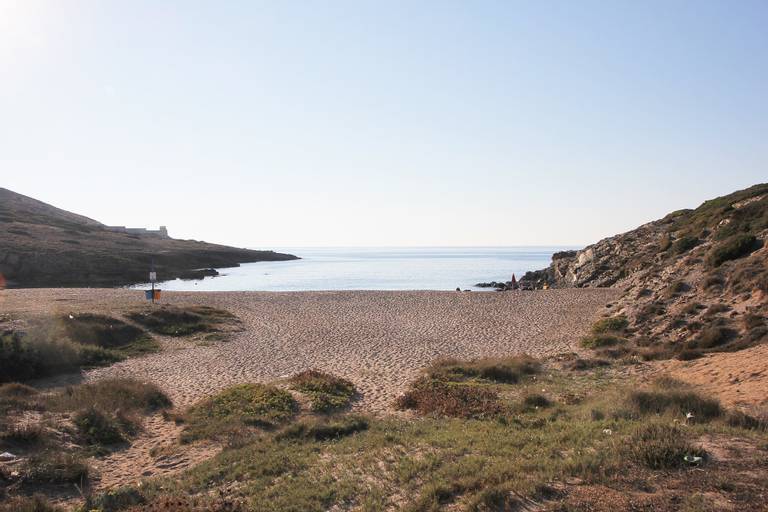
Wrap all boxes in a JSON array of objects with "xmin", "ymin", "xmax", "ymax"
[{"xmin": 1, "ymin": 287, "xmax": 618, "ymax": 413}]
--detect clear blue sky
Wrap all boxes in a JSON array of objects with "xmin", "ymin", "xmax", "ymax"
[{"xmin": 1, "ymin": 1, "xmax": 766, "ymax": 247}]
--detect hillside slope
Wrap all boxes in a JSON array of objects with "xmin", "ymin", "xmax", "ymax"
[
  {"xmin": 0, "ymin": 188, "xmax": 298, "ymax": 287},
  {"xmin": 521, "ymin": 184, "xmax": 768, "ymax": 360}
]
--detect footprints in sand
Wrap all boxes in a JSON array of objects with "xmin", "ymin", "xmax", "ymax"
[
  {"xmin": 89, "ymin": 414, "xmax": 218, "ymax": 491},
  {"xmin": 3, "ymin": 288, "xmax": 619, "ymax": 491},
  {"xmin": 76, "ymin": 289, "xmax": 617, "ymax": 413}
]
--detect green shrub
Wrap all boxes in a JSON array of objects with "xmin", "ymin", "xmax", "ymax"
[
  {"xmin": 88, "ymin": 487, "xmax": 146, "ymax": 511},
  {"xmin": 395, "ymin": 378, "xmax": 503, "ymax": 419},
  {"xmin": 47, "ymin": 378, "xmax": 171, "ymax": 413},
  {"xmin": 289, "ymin": 370, "xmax": 356, "ymax": 412},
  {"xmin": 24, "ymin": 452, "xmax": 89, "ymax": 483},
  {"xmin": 466, "ymin": 485, "xmax": 524, "ymax": 512},
  {"xmin": 0, "ymin": 423, "xmax": 48, "ymax": 446},
  {"xmin": 744, "ymin": 313, "xmax": 765, "ymax": 330},
  {"xmin": 0, "ymin": 329, "xmax": 124, "ymax": 383},
  {"xmin": 0, "ymin": 382, "xmax": 39, "ymax": 412},
  {"xmin": 591, "ymin": 316, "xmax": 628, "ymax": 334},
  {"xmin": 665, "ymin": 280, "xmax": 690, "ymax": 298},
  {"xmin": 629, "ymin": 423, "xmax": 706, "ymax": 469},
  {"xmin": 676, "ymin": 349, "xmax": 704, "ymax": 361},
  {"xmin": 702, "ymin": 273, "xmax": 725, "ymax": 290},
  {"xmin": 62, "ymin": 314, "xmax": 157, "ymax": 355},
  {"xmin": 128, "ymin": 306, "xmax": 235, "ymax": 336},
  {"xmin": 0, "ymin": 495, "xmax": 64, "ymax": 512},
  {"xmin": 74, "ymin": 406, "xmax": 126, "ymax": 445},
  {"xmin": 703, "ymin": 303, "xmax": 730, "ymax": 317},
  {"xmin": 566, "ymin": 358, "xmax": 610, "ymax": 370},
  {"xmin": 182, "ymin": 384, "xmax": 297, "ymax": 442},
  {"xmin": 522, "ymin": 394, "xmax": 551, "ymax": 409},
  {"xmin": 725, "ymin": 410, "xmax": 767, "ymax": 430},
  {"xmin": 639, "ymin": 345, "xmax": 674, "ymax": 361},
  {"xmin": 688, "ymin": 326, "xmax": 736, "ymax": 350},
  {"xmin": 123, "ymin": 496, "xmax": 245, "ymax": 512},
  {"xmin": 276, "ymin": 416, "xmax": 369, "ymax": 442},
  {"xmin": 427, "ymin": 356, "xmax": 540, "ymax": 384},
  {"xmin": 672, "ymin": 236, "xmax": 699, "ymax": 255},
  {"xmin": 629, "ymin": 389, "xmax": 722, "ymax": 420},
  {"xmin": 681, "ymin": 302, "xmax": 704, "ymax": 316},
  {"xmin": 707, "ymin": 234, "xmax": 760, "ymax": 267},
  {"xmin": 78, "ymin": 344, "xmax": 125, "ymax": 368},
  {"xmin": 637, "ymin": 303, "xmax": 666, "ymax": 322},
  {"xmin": 581, "ymin": 334, "xmax": 624, "ymax": 349}
]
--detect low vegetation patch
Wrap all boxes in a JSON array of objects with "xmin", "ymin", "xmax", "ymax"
[
  {"xmin": 566, "ymin": 357, "xmax": 611, "ymax": 371},
  {"xmin": 289, "ymin": 370, "xmax": 356, "ymax": 412},
  {"xmin": 687, "ymin": 325, "xmax": 737, "ymax": 350},
  {"xmin": 46, "ymin": 378, "xmax": 171, "ymax": 414},
  {"xmin": 628, "ymin": 379, "xmax": 722, "ymax": 421},
  {"xmin": 0, "ymin": 328, "xmax": 122, "ymax": 383},
  {"xmin": 0, "ymin": 495, "xmax": 64, "ymax": 512},
  {"xmin": 628, "ymin": 423, "xmax": 706, "ymax": 469},
  {"xmin": 396, "ymin": 356, "xmax": 543, "ymax": 419},
  {"xmin": 0, "ymin": 382, "xmax": 40, "ymax": 413},
  {"xmin": 181, "ymin": 384, "xmax": 297, "ymax": 442},
  {"xmin": 395, "ymin": 378, "xmax": 504, "ymax": 418},
  {"xmin": 22, "ymin": 452, "xmax": 89, "ymax": 484},
  {"xmin": 707, "ymin": 234, "xmax": 760, "ymax": 267},
  {"xmin": 521, "ymin": 393, "xmax": 551, "ymax": 409},
  {"xmin": 276, "ymin": 415, "xmax": 369, "ymax": 442},
  {"xmin": 0, "ymin": 314, "xmax": 157, "ymax": 383},
  {"xmin": 664, "ymin": 280, "xmax": 690, "ymax": 299},
  {"xmin": 426, "ymin": 355, "xmax": 540, "ymax": 384},
  {"xmin": 49, "ymin": 379, "xmax": 171, "ymax": 447},
  {"xmin": 0, "ymin": 379, "xmax": 171, "ymax": 505},
  {"xmin": 81, "ymin": 359, "xmax": 768, "ymax": 512},
  {"xmin": 582, "ymin": 316, "xmax": 630, "ymax": 351},
  {"xmin": 672, "ymin": 235, "xmax": 699, "ymax": 255},
  {"xmin": 74, "ymin": 407, "xmax": 127, "ymax": 445},
  {"xmin": 591, "ymin": 315, "xmax": 628, "ymax": 334},
  {"xmin": 62, "ymin": 314, "xmax": 159, "ymax": 356},
  {"xmin": 127, "ymin": 306, "xmax": 236, "ymax": 337},
  {"xmin": 581, "ymin": 333, "xmax": 625, "ymax": 349}
]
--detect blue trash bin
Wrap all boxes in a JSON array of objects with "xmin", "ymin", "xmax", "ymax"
[{"xmin": 145, "ymin": 290, "xmax": 153, "ymax": 300}]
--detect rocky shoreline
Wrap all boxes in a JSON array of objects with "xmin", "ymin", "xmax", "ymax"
[{"xmin": 0, "ymin": 187, "xmax": 299, "ymax": 288}]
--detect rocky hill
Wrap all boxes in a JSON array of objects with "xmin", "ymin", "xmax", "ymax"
[
  {"xmin": 0, "ymin": 188, "xmax": 298, "ymax": 287},
  {"xmin": 520, "ymin": 183, "xmax": 768, "ymax": 360}
]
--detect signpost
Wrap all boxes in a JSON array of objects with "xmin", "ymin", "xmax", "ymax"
[{"xmin": 148, "ymin": 260, "xmax": 157, "ymax": 304}]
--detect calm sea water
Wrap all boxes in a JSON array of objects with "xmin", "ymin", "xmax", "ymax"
[{"xmin": 142, "ymin": 247, "xmax": 572, "ymax": 292}]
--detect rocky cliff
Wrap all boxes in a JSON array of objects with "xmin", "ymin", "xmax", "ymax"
[
  {"xmin": 0, "ymin": 188, "xmax": 298, "ymax": 287},
  {"xmin": 520, "ymin": 184, "xmax": 768, "ymax": 359}
]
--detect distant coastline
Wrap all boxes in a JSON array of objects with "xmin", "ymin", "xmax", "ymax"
[
  {"xmin": 134, "ymin": 246, "xmax": 574, "ymax": 292},
  {"xmin": 0, "ymin": 187, "xmax": 298, "ymax": 288}
]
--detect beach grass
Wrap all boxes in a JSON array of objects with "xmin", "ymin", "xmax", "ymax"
[{"xmin": 81, "ymin": 359, "xmax": 768, "ymax": 512}]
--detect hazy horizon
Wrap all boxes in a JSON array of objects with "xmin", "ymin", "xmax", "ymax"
[{"xmin": 2, "ymin": 1, "xmax": 767, "ymax": 248}]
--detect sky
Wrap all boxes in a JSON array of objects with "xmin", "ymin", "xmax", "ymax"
[{"xmin": 1, "ymin": 1, "xmax": 766, "ymax": 248}]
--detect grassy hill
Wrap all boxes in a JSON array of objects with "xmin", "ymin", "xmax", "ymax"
[
  {"xmin": 0, "ymin": 188, "xmax": 298, "ymax": 287},
  {"xmin": 521, "ymin": 183, "xmax": 768, "ymax": 360}
]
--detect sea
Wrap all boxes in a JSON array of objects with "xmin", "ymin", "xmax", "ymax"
[{"xmin": 138, "ymin": 247, "xmax": 574, "ymax": 292}]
